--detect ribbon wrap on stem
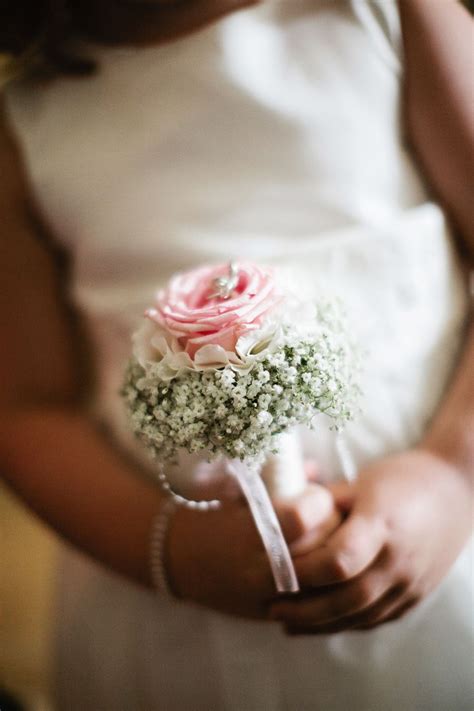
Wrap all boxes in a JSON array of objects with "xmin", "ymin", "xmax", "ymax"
[
  {"xmin": 261, "ymin": 429, "xmax": 307, "ymax": 499},
  {"xmin": 228, "ymin": 458, "xmax": 299, "ymax": 594}
]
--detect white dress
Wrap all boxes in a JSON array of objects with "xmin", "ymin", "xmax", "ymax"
[{"xmin": 6, "ymin": 1, "xmax": 473, "ymax": 709}]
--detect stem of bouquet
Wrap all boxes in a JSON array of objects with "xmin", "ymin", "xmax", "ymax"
[
  {"xmin": 261, "ymin": 429, "xmax": 307, "ymax": 499},
  {"xmin": 230, "ymin": 430, "xmax": 357, "ymax": 593},
  {"xmin": 335, "ymin": 432, "xmax": 357, "ymax": 481},
  {"xmin": 228, "ymin": 457, "xmax": 300, "ymax": 594}
]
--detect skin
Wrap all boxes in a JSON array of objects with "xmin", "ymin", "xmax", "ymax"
[
  {"xmin": 272, "ymin": 448, "xmax": 473, "ymax": 633},
  {"xmin": 168, "ymin": 480, "xmax": 341, "ymax": 618},
  {"xmin": 0, "ymin": 0, "xmax": 473, "ymax": 630}
]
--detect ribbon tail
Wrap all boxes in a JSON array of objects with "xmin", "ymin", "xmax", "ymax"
[{"xmin": 228, "ymin": 459, "xmax": 299, "ymax": 594}]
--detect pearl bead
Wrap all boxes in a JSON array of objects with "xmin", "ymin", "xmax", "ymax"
[{"xmin": 156, "ymin": 463, "xmax": 222, "ymax": 512}]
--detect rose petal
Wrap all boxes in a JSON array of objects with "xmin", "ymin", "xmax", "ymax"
[
  {"xmin": 144, "ymin": 263, "xmax": 282, "ymax": 362},
  {"xmin": 194, "ymin": 344, "xmax": 231, "ymax": 368},
  {"xmin": 186, "ymin": 324, "xmax": 240, "ymax": 356}
]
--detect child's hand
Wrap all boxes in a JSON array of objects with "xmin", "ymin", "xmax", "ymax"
[
  {"xmin": 269, "ymin": 449, "xmax": 473, "ymax": 634},
  {"xmin": 167, "ymin": 482, "xmax": 341, "ymax": 620}
]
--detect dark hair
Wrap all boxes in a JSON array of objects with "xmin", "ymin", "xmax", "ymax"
[{"xmin": 0, "ymin": 1, "xmax": 96, "ymax": 78}]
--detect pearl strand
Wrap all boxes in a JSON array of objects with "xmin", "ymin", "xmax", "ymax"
[
  {"xmin": 150, "ymin": 464, "xmax": 222, "ymax": 596},
  {"xmin": 149, "ymin": 498, "xmax": 176, "ymax": 596},
  {"xmin": 156, "ymin": 462, "xmax": 221, "ymax": 511}
]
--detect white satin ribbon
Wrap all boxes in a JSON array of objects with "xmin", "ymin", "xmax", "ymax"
[{"xmin": 228, "ymin": 458, "xmax": 299, "ymax": 594}]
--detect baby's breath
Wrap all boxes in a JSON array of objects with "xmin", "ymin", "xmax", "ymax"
[{"xmin": 122, "ymin": 308, "xmax": 360, "ymax": 464}]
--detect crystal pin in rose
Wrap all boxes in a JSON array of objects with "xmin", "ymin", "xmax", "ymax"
[{"xmin": 207, "ymin": 262, "xmax": 240, "ymax": 300}]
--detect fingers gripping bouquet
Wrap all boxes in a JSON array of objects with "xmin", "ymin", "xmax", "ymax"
[{"xmin": 122, "ymin": 262, "xmax": 359, "ymax": 593}]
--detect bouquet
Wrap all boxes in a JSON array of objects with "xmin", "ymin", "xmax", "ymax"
[{"xmin": 122, "ymin": 262, "xmax": 359, "ymax": 592}]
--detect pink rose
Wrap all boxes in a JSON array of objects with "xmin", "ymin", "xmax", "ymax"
[{"xmin": 145, "ymin": 263, "xmax": 282, "ymax": 358}]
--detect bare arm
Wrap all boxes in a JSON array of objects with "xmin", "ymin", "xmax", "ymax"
[
  {"xmin": 0, "ymin": 105, "xmax": 166, "ymax": 585},
  {"xmin": 400, "ymin": 0, "xmax": 474, "ymax": 250},
  {"xmin": 399, "ymin": 0, "xmax": 474, "ymax": 479}
]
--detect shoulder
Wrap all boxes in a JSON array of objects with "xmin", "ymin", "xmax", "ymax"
[
  {"xmin": 0, "ymin": 92, "xmax": 56, "ymax": 274},
  {"xmin": 0, "ymin": 94, "xmax": 31, "ymax": 212},
  {"xmin": 398, "ymin": 0, "xmax": 473, "ymax": 57},
  {"xmin": 398, "ymin": 0, "xmax": 474, "ymax": 258}
]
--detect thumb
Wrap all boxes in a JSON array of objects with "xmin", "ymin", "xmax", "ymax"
[
  {"xmin": 327, "ymin": 480, "xmax": 356, "ymax": 514},
  {"xmin": 304, "ymin": 459, "xmax": 320, "ymax": 483},
  {"xmin": 275, "ymin": 484, "xmax": 338, "ymax": 546}
]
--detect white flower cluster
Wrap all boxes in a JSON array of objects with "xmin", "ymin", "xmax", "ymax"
[{"xmin": 122, "ymin": 304, "xmax": 360, "ymax": 464}]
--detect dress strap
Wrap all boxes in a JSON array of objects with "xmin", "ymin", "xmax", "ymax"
[{"xmin": 350, "ymin": 0, "xmax": 403, "ymax": 75}]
